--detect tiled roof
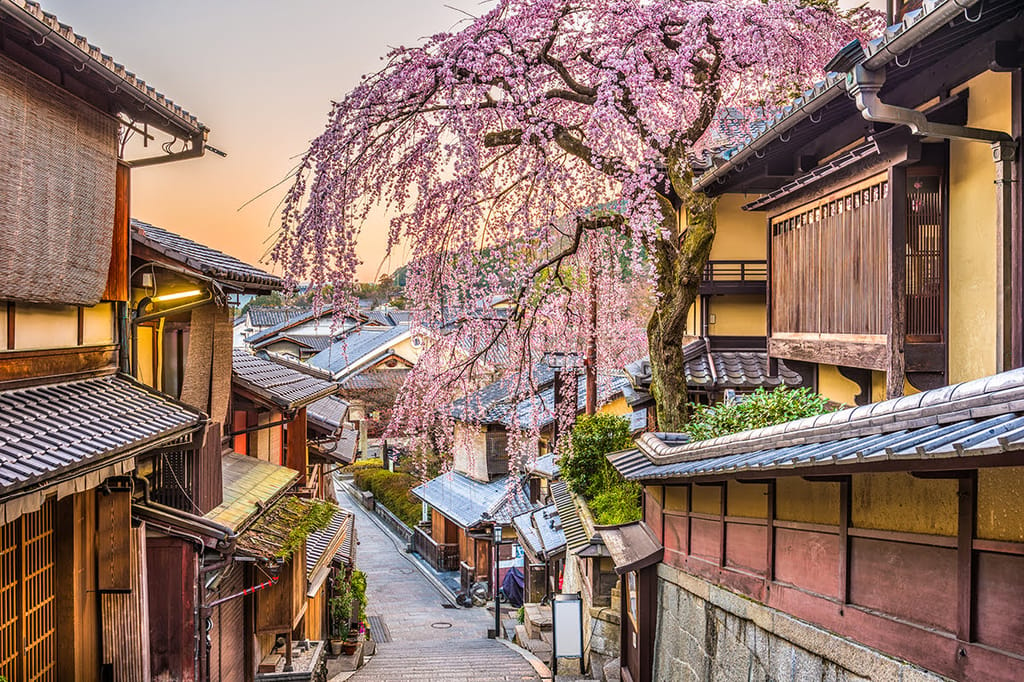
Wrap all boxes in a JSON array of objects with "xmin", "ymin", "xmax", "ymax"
[
  {"xmin": 306, "ymin": 395, "xmax": 349, "ymax": 434},
  {"xmin": 411, "ymin": 471, "xmax": 533, "ymax": 528},
  {"xmin": 550, "ymin": 480, "xmax": 589, "ymax": 553},
  {"xmin": 245, "ymin": 306, "xmax": 361, "ymax": 345},
  {"xmin": 450, "ymin": 364, "xmax": 630, "ymax": 429},
  {"xmin": 592, "ymin": 522, "xmax": 662, "ymax": 575},
  {"xmin": 306, "ymin": 507, "xmax": 354, "ymax": 580},
  {"xmin": 132, "ymin": 219, "xmax": 281, "ymax": 291},
  {"xmin": 246, "ymin": 307, "xmax": 308, "ymax": 329},
  {"xmin": 512, "ymin": 504, "xmax": 566, "ymax": 560},
  {"xmin": 0, "ymin": 374, "xmax": 204, "ymax": 494},
  {"xmin": 624, "ymin": 342, "xmax": 802, "ymax": 398},
  {"xmin": 308, "ymin": 325, "xmax": 411, "ymax": 377},
  {"xmin": 366, "ymin": 310, "xmax": 396, "ymax": 326},
  {"xmin": 609, "ymin": 368, "xmax": 1024, "ymax": 482},
  {"xmin": 529, "ymin": 453, "xmax": 560, "ymax": 479},
  {"xmin": 1, "ymin": 0, "xmax": 203, "ymax": 137},
  {"xmin": 339, "ymin": 368, "xmax": 410, "ymax": 392},
  {"xmin": 205, "ymin": 452, "xmax": 297, "ymax": 531},
  {"xmin": 691, "ymin": 0, "xmax": 1012, "ymax": 193},
  {"xmin": 232, "ymin": 350, "xmax": 340, "ymax": 410},
  {"xmin": 234, "ymin": 494, "xmax": 321, "ymax": 560}
]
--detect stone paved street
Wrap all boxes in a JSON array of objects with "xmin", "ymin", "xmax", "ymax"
[{"xmin": 338, "ymin": 487, "xmax": 545, "ymax": 682}]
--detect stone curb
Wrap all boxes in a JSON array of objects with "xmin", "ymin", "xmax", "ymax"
[
  {"xmin": 338, "ymin": 479, "xmax": 461, "ymax": 608},
  {"xmin": 497, "ymin": 637, "xmax": 555, "ymax": 682}
]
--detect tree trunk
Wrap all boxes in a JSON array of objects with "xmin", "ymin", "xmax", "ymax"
[{"xmin": 646, "ymin": 184, "xmax": 717, "ymax": 433}]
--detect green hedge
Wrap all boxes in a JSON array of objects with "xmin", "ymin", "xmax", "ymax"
[{"xmin": 351, "ymin": 466, "xmax": 422, "ymax": 527}]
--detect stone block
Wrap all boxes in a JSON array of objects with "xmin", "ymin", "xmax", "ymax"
[{"xmin": 602, "ymin": 657, "xmax": 621, "ymax": 682}]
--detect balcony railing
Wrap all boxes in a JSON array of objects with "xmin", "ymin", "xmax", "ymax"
[
  {"xmin": 700, "ymin": 260, "xmax": 767, "ymax": 294},
  {"xmin": 412, "ymin": 524, "xmax": 460, "ymax": 572}
]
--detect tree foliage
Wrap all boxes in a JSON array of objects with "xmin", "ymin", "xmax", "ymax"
[
  {"xmin": 276, "ymin": 0, "xmax": 880, "ymax": 446},
  {"xmin": 561, "ymin": 413, "xmax": 632, "ymax": 499},
  {"xmin": 685, "ymin": 386, "xmax": 832, "ymax": 442}
]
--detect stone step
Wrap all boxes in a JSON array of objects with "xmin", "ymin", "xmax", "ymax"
[{"xmin": 523, "ymin": 604, "xmax": 552, "ymax": 640}]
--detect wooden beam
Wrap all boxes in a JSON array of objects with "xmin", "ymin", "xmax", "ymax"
[
  {"xmin": 768, "ymin": 336, "xmax": 888, "ymax": 371},
  {"xmin": 957, "ymin": 473, "xmax": 977, "ymax": 643},
  {"xmin": 719, "ymin": 482, "xmax": 727, "ymax": 568},
  {"xmin": 76, "ymin": 306, "xmax": 84, "ymax": 346}
]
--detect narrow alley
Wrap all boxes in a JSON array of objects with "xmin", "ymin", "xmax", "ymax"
[{"xmin": 337, "ymin": 485, "xmax": 546, "ymax": 682}]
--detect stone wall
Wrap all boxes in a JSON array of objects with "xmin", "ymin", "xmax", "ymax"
[
  {"xmin": 561, "ymin": 551, "xmax": 622, "ymax": 680},
  {"xmin": 654, "ymin": 564, "xmax": 947, "ymax": 682}
]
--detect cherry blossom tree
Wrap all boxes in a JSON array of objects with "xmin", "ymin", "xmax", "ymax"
[{"xmin": 275, "ymin": 0, "xmax": 879, "ymax": 434}]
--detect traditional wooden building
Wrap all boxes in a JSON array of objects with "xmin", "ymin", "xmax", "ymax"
[
  {"xmin": 605, "ymin": 2, "xmax": 1024, "ymax": 681},
  {"xmin": 0, "ymin": 1, "xmax": 213, "ymax": 679}
]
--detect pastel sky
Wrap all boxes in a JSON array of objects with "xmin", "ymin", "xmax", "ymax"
[
  {"xmin": 43, "ymin": 0, "xmax": 480, "ymax": 282},
  {"xmin": 44, "ymin": 0, "xmax": 884, "ymax": 284}
]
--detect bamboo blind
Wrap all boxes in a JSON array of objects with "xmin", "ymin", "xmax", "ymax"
[
  {"xmin": 771, "ymin": 175, "xmax": 891, "ymax": 336},
  {"xmin": 0, "ymin": 500, "xmax": 56, "ymax": 682},
  {"xmin": 0, "ymin": 54, "xmax": 118, "ymax": 306}
]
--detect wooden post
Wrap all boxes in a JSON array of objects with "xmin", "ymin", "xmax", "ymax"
[
  {"xmin": 887, "ymin": 166, "xmax": 908, "ymax": 399},
  {"xmin": 287, "ymin": 407, "xmax": 308, "ymax": 486},
  {"xmin": 838, "ymin": 477, "xmax": 852, "ymax": 604},
  {"xmin": 765, "ymin": 480, "xmax": 776, "ymax": 583},
  {"xmin": 957, "ymin": 473, "xmax": 977, "ymax": 643},
  {"xmin": 994, "ymin": 140, "xmax": 1019, "ymax": 372}
]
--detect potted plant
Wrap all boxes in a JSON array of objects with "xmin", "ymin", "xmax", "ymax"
[
  {"xmin": 328, "ymin": 573, "xmax": 352, "ymax": 656},
  {"xmin": 342, "ymin": 570, "xmax": 368, "ymax": 655}
]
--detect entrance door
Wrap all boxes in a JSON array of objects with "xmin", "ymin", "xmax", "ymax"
[{"xmin": 620, "ymin": 566, "xmax": 656, "ymax": 682}]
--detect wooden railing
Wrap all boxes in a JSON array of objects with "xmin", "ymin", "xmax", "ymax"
[
  {"xmin": 371, "ymin": 499, "xmax": 413, "ymax": 547},
  {"xmin": 700, "ymin": 260, "xmax": 767, "ymax": 294},
  {"xmin": 412, "ymin": 524, "xmax": 460, "ymax": 572}
]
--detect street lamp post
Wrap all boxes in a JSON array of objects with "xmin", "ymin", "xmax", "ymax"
[{"xmin": 492, "ymin": 523, "xmax": 503, "ymax": 639}]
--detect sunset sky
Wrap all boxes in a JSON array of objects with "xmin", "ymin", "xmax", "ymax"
[
  {"xmin": 45, "ymin": 0, "xmax": 883, "ymax": 284},
  {"xmin": 43, "ymin": 0, "xmax": 479, "ymax": 282}
]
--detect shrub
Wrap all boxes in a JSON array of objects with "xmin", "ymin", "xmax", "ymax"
[
  {"xmin": 561, "ymin": 413, "xmax": 633, "ymax": 500},
  {"xmin": 351, "ymin": 467, "xmax": 422, "ymax": 527},
  {"xmin": 685, "ymin": 386, "xmax": 832, "ymax": 442},
  {"xmin": 341, "ymin": 458, "xmax": 384, "ymax": 474},
  {"xmin": 588, "ymin": 482, "xmax": 643, "ymax": 525}
]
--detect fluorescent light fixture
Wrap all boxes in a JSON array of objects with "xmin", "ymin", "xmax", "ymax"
[{"xmin": 152, "ymin": 289, "xmax": 203, "ymax": 303}]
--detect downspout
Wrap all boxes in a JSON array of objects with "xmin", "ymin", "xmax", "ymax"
[{"xmin": 846, "ymin": 61, "xmax": 1018, "ymax": 371}]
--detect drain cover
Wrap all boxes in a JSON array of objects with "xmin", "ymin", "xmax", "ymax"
[
  {"xmin": 367, "ymin": 615, "xmax": 392, "ymax": 643},
  {"xmin": 430, "ymin": 622, "xmax": 452, "ymax": 629}
]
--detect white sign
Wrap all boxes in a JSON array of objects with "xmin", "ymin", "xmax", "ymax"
[{"xmin": 552, "ymin": 593, "xmax": 583, "ymax": 660}]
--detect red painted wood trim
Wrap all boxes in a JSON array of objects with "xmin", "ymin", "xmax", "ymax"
[
  {"xmin": 839, "ymin": 477, "xmax": 851, "ymax": 604},
  {"xmin": 687, "ymin": 511, "xmax": 720, "ymax": 522},
  {"xmin": 773, "ymin": 519, "xmax": 840, "ymax": 535},
  {"xmin": 724, "ymin": 515, "xmax": 768, "ymax": 527},
  {"xmin": 957, "ymin": 473, "xmax": 976, "ymax": 642},
  {"xmin": 766, "ymin": 481, "xmax": 776, "ymax": 582},
  {"xmin": 848, "ymin": 526, "xmax": 958, "ymax": 549},
  {"xmin": 972, "ymin": 538, "xmax": 1024, "ymax": 556},
  {"xmin": 685, "ymin": 484, "xmax": 692, "ymax": 561}
]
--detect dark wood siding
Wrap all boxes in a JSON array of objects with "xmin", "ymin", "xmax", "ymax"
[
  {"xmin": 208, "ymin": 563, "xmax": 246, "ymax": 682},
  {"xmin": 147, "ymin": 536, "xmax": 197, "ymax": 682},
  {"xmin": 771, "ymin": 175, "xmax": 891, "ymax": 339}
]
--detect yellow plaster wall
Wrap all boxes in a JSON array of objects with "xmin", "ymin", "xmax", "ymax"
[
  {"xmin": 948, "ymin": 70, "xmax": 1012, "ymax": 383},
  {"xmin": 977, "ymin": 466, "xmax": 1024, "ymax": 542},
  {"xmin": 391, "ymin": 337, "xmax": 423, "ymax": 363},
  {"xmin": 14, "ymin": 304, "xmax": 77, "ymax": 349},
  {"xmin": 82, "ymin": 303, "xmax": 114, "ymax": 345},
  {"xmin": 776, "ymin": 477, "xmax": 839, "ymax": 525},
  {"xmin": 852, "ymin": 472, "xmax": 957, "ymax": 536},
  {"xmin": 136, "ymin": 326, "xmax": 155, "ymax": 387},
  {"xmin": 664, "ymin": 485, "xmax": 688, "ymax": 512},
  {"xmin": 691, "ymin": 484, "xmax": 721, "ymax": 515},
  {"xmin": 709, "ymin": 194, "xmax": 767, "ymax": 260},
  {"xmin": 646, "ymin": 485, "xmax": 664, "ymax": 506},
  {"xmin": 598, "ymin": 396, "xmax": 632, "ymax": 417},
  {"xmin": 452, "ymin": 422, "xmax": 488, "ymax": 481},
  {"xmin": 871, "ymin": 371, "xmax": 885, "ymax": 403},
  {"xmin": 707, "ymin": 296, "xmax": 766, "ymax": 336},
  {"xmin": 816, "ymin": 364, "xmax": 859, "ymax": 406},
  {"xmin": 726, "ymin": 480, "xmax": 767, "ymax": 518},
  {"xmin": 0, "ymin": 306, "xmax": 7, "ymax": 350}
]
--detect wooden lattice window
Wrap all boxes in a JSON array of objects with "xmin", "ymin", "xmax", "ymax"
[{"xmin": 0, "ymin": 499, "xmax": 56, "ymax": 682}]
